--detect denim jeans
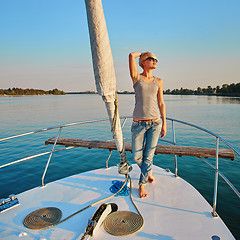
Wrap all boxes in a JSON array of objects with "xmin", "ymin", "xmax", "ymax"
[{"xmin": 131, "ymin": 119, "xmax": 161, "ymax": 185}]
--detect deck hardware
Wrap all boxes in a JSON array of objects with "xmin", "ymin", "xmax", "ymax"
[
  {"xmin": 18, "ymin": 232, "xmax": 28, "ymax": 237},
  {"xmin": 212, "ymin": 235, "xmax": 220, "ymax": 240},
  {"xmin": 81, "ymin": 203, "xmax": 118, "ymax": 239},
  {"xmin": 211, "ymin": 211, "xmax": 219, "ymax": 218},
  {"xmin": 41, "ymin": 127, "xmax": 63, "ymax": 187},
  {"xmin": 172, "ymin": 120, "xmax": 178, "ymax": 177},
  {"xmin": 212, "ymin": 137, "xmax": 219, "ymax": 217},
  {"xmin": 0, "ymin": 194, "xmax": 19, "ymax": 213}
]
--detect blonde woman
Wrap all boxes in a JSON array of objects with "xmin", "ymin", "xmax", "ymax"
[{"xmin": 129, "ymin": 52, "xmax": 167, "ymax": 198}]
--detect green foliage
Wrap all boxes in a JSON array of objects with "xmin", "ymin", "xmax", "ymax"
[
  {"xmin": 0, "ymin": 88, "xmax": 65, "ymax": 95},
  {"xmin": 164, "ymin": 83, "xmax": 240, "ymax": 96}
]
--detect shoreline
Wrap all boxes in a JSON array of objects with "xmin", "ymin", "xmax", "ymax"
[{"xmin": 1, "ymin": 92, "xmax": 240, "ymax": 97}]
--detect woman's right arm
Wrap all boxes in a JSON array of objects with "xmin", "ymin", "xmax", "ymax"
[{"xmin": 129, "ymin": 52, "xmax": 141, "ymax": 84}]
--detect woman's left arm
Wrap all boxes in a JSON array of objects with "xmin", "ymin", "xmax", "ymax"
[{"xmin": 157, "ymin": 78, "xmax": 167, "ymax": 138}]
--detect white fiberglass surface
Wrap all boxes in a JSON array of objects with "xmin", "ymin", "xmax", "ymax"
[{"xmin": 0, "ymin": 164, "xmax": 234, "ymax": 240}]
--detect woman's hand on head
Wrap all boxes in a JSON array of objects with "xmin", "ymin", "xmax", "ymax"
[{"xmin": 130, "ymin": 52, "xmax": 142, "ymax": 58}]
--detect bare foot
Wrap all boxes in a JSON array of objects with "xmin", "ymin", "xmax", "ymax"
[
  {"xmin": 148, "ymin": 170, "xmax": 154, "ymax": 183},
  {"xmin": 139, "ymin": 185, "xmax": 148, "ymax": 198},
  {"xmin": 148, "ymin": 175, "xmax": 154, "ymax": 183}
]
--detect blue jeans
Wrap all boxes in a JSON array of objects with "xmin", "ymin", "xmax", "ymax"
[{"xmin": 131, "ymin": 120, "xmax": 161, "ymax": 185}]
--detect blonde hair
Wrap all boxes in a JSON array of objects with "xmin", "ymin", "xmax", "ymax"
[{"xmin": 139, "ymin": 52, "xmax": 158, "ymax": 69}]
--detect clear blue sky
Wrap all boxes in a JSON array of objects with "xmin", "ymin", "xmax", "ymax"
[{"xmin": 0, "ymin": 0, "xmax": 239, "ymax": 92}]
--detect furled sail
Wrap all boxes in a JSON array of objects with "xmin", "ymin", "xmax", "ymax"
[{"xmin": 85, "ymin": 0, "xmax": 130, "ymax": 173}]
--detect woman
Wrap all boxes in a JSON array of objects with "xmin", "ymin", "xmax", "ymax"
[{"xmin": 129, "ymin": 52, "xmax": 167, "ymax": 198}]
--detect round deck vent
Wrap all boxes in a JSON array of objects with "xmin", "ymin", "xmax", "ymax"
[
  {"xmin": 23, "ymin": 207, "xmax": 62, "ymax": 230},
  {"xmin": 103, "ymin": 211, "xmax": 143, "ymax": 236}
]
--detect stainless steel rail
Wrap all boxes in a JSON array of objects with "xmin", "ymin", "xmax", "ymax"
[
  {"xmin": 0, "ymin": 117, "xmax": 239, "ymax": 217},
  {"xmin": 164, "ymin": 117, "xmax": 240, "ymax": 217},
  {"xmin": 166, "ymin": 117, "xmax": 240, "ymax": 156},
  {"xmin": 0, "ymin": 119, "xmax": 110, "ymax": 142}
]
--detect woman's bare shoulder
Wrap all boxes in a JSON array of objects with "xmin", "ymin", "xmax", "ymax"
[
  {"xmin": 155, "ymin": 77, "xmax": 162, "ymax": 82},
  {"xmin": 155, "ymin": 77, "xmax": 163, "ymax": 86}
]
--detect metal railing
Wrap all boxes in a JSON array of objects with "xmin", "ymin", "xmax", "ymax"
[
  {"xmin": 0, "ymin": 117, "xmax": 239, "ymax": 217},
  {"xmin": 165, "ymin": 117, "xmax": 240, "ymax": 217}
]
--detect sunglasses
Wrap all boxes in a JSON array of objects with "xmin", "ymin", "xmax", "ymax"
[{"xmin": 145, "ymin": 57, "xmax": 158, "ymax": 63}]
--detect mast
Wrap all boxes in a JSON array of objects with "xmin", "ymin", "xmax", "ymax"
[{"xmin": 84, "ymin": 0, "xmax": 130, "ymax": 173}]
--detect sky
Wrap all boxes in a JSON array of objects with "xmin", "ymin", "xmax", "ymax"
[{"xmin": 0, "ymin": 0, "xmax": 240, "ymax": 92}]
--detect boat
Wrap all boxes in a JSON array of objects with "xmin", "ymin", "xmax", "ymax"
[
  {"xmin": 1, "ymin": 0, "xmax": 239, "ymax": 239},
  {"xmin": 0, "ymin": 116, "xmax": 239, "ymax": 239}
]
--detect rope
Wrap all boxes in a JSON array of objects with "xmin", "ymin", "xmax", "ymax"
[
  {"xmin": 23, "ymin": 207, "xmax": 62, "ymax": 230},
  {"xmin": 30, "ymin": 173, "xmax": 129, "ymax": 231},
  {"xmin": 79, "ymin": 167, "xmax": 144, "ymax": 237},
  {"xmin": 103, "ymin": 211, "xmax": 143, "ymax": 236},
  {"xmin": 128, "ymin": 175, "xmax": 143, "ymax": 219},
  {"xmin": 23, "ymin": 163, "xmax": 144, "ymax": 238},
  {"xmin": 103, "ymin": 173, "xmax": 144, "ymax": 236}
]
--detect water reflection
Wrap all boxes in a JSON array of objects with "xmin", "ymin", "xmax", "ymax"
[
  {"xmin": 162, "ymin": 95, "xmax": 240, "ymax": 104},
  {"xmin": 215, "ymin": 96, "xmax": 240, "ymax": 104}
]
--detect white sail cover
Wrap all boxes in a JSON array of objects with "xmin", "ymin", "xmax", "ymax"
[{"xmin": 85, "ymin": 0, "xmax": 123, "ymax": 153}]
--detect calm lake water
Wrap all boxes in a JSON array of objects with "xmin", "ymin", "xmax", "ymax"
[{"xmin": 0, "ymin": 94, "xmax": 240, "ymax": 239}]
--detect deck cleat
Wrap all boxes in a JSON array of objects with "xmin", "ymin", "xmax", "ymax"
[
  {"xmin": 118, "ymin": 150, "xmax": 132, "ymax": 174},
  {"xmin": 118, "ymin": 162, "xmax": 132, "ymax": 175},
  {"xmin": 9, "ymin": 194, "xmax": 17, "ymax": 201}
]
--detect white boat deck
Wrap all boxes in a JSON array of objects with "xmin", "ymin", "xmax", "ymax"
[{"xmin": 0, "ymin": 164, "xmax": 235, "ymax": 240}]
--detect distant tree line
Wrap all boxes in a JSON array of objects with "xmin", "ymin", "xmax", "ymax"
[
  {"xmin": 164, "ymin": 83, "xmax": 240, "ymax": 97},
  {"xmin": 0, "ymin": 88, "xmax": 65, "ymax": 95},
  {"xmin": 67, "ymin": 90, "xmax": 97, "ymax": 94}
]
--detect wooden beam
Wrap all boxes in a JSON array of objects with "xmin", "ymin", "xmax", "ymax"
[{"xmin": 45, "ymin": 137, "xmax": 235, "ymax": 160}]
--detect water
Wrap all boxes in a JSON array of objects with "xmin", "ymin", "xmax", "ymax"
[{"xmin": 0, "ymin": 94, "xmax": 240, "ymax": 239}]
